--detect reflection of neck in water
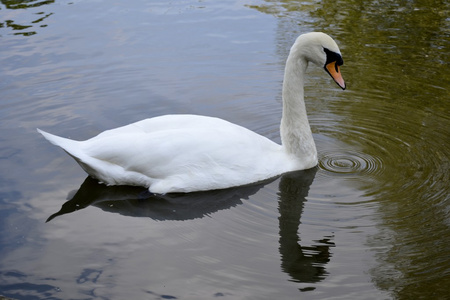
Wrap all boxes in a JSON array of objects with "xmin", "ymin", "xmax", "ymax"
[
  {"xmin": 278, "ymin": 168, "xmax": 334, "ymax": 288},
  {"xmin": 47, "ymin": 169, "xmax": 332, "ymax": 287}
]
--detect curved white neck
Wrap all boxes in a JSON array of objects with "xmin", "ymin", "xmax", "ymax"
[{"xmin": 280, "ymin": 52, "xmax": 317, "ymax": 166}]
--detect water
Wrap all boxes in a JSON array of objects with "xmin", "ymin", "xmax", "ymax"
[{"xmin": 1, "ymin": 0, "xmax": 449, "ymax": 299}]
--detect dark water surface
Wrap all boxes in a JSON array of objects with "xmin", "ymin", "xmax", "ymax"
[{"xmin": 1, "ymin": 0, "xmax": 449, "ymax": 299}]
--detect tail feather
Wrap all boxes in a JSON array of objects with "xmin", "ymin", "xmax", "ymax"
[
  {"xmin": 37, "ymin": 128, "xmax": 82, "ymax": 157},
  {"xmin": 37, "ymin": 128, "xmax": 118, "ymax": 184}
]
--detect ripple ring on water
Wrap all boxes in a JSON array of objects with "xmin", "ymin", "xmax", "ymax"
[{"xmin": 318, "ymin": 150, "xmax": 384, "ymax": 178}]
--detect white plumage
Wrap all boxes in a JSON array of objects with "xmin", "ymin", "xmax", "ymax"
[{"xmin": 38, "ymin": 32, "xmax": 345, "ymax": 194}]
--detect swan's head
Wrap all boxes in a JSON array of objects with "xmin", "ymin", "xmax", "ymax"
[{"xmin": 294, "ymin": 32, "xmax": 346, "ymax": 90}]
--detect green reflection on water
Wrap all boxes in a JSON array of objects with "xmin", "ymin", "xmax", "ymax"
[
  {"xmin": 251, "ymin": 0, "xmax": 449, "ymax": 298},
  {"xmin": 0, "ymin": 0, "xmax": 55, "ymax": 36}
]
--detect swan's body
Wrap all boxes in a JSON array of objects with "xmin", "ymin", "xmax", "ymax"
[{"xmin": 38, "ymin": 32, "xmax": 345, "ymax": 194}]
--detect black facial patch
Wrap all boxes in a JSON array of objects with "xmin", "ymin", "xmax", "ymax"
[{"xmin": 324, "ymin": 48, "xmax": 344, "ymax": 66}]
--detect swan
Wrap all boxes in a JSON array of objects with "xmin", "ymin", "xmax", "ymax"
[{"xmin": 38, "ymin": 32, "xmax": 345, "ymax": 194}]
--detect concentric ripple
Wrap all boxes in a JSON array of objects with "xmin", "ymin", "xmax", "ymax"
[
  {"xmin": 312, "ymin": 90, "xmax": 450, "ymax": 188},
  {"xmin": 319, "ymin": 149, "xmax": 383, "ymax": 178}
]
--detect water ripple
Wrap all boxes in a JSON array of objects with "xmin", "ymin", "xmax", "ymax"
[
  {"xmin": 313, "ymin": 95, "xmax": 450, "ymax": 205},
  {"xmin": 319, "ymin": 149, "xmax": 383, "ymax": 178}
]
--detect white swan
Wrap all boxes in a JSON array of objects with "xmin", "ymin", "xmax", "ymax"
[{"xmin": 38, "ymin": 32, "xmax": 345, "ymax": 194}]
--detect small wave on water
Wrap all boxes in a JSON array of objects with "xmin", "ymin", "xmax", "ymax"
[
  {"xmin": 319, "ymin": 149, "xmax": 383, "ymax": 178},
  {"xmin": 311, "ymin": 83, "xmax": 450, "ymax": 296},
  {"xmin": 314, "ymin": 91, "xmax": 449, "ymax": 192}
]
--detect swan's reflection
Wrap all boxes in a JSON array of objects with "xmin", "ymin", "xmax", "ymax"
[
  {"xmin": 46, "ymin": 176, "xmax": 269, "ymax": 222},
  {"xmin": 47, "ymin": 168, "xmax": 333, "ymax": 287}
]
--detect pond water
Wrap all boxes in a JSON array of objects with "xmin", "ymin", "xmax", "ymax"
[{"xmin": 1, "ymin": 0, "xmax": 449, "ymax": 299}]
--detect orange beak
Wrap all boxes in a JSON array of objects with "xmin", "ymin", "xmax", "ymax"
[{"xmin": 325, "ymin": 61, "xmax": 346, "ymax": 90}]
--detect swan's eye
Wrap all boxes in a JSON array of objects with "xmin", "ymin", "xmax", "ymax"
[{"xmin": 323, "ymin": 48, "xmax": 343, "ymax": 67}]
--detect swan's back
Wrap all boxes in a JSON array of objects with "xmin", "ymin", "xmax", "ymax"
[{"xmin": 39, "ymin": 115, "xmax": 291, "ymax": 193}]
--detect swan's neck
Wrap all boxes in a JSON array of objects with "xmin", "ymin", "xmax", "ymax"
[{"xmin": 280, "ymin": 54, "xmax": 317, "ymax": 167}]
